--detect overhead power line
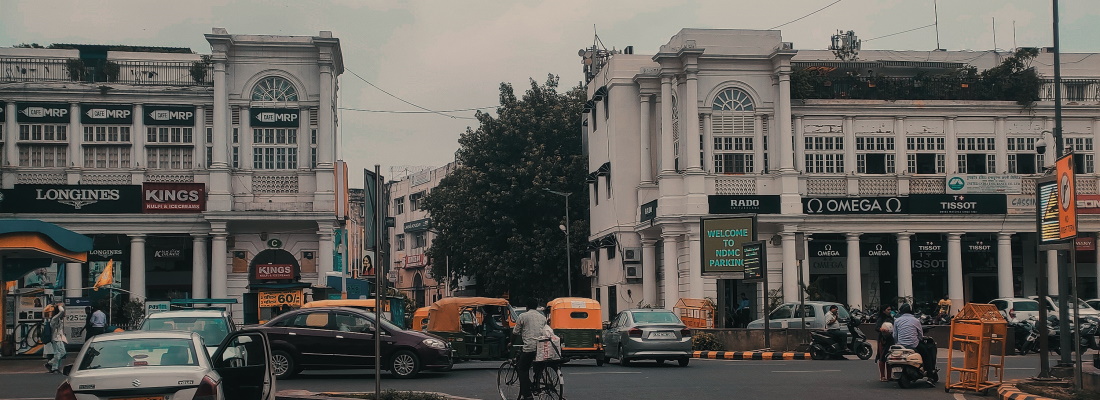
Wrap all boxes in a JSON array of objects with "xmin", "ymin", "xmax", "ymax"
[
  {"xmin": 344, "ymin": 67, "xmax": 477, "ymax": 120},
  {"xmin": 864, "ymin": 23, "xmax": 937, "ymax": 42},
  {"xmin": 769, "ymin": 0, "xmax": 843, "ymax": 30},
  {"xmin": 339, "ymin": 106, "xmax": 496, "ymax": 114}
]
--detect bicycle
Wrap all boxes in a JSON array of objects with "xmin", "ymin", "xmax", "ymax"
[{"xmin": 498, "ymin": 346, "xmax": 564, "ymax": 400}]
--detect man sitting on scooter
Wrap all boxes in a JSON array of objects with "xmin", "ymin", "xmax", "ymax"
[
  {"xmin": 825, "ymin": 305, "xmax": 847, "ymax": 352},
  {"xmin": 894, "ymin": 303, "xmax": 934, "ymax": 372}
]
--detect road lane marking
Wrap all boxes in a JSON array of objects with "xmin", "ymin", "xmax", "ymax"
[
  {"xmin": 568, "ymin": 371, "xmax": 643, "ymax": 375},
  {"xmin": 771, "ymin": 369, "xmax": 841, "ymax": 373},
  {"xmin": 954, "ymin": 393, "xmax": 967, "ymax": 400}
]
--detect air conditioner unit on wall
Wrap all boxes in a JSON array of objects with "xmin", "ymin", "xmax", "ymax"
[
  {"xmin": 580, "ymin": 258, "xmax": 597, "ymax": 277},
  {"xmin": 624, "ymin": 264, "xmax": 641, "ymax": 279},
  {"xmin": 623, "ymin": 247, "xmax": 641, "ymax": 263}
]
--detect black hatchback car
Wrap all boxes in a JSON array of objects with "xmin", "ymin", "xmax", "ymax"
[{"xmin": 255, "ymin": 306, "xmax": 452, "ymax": 379}]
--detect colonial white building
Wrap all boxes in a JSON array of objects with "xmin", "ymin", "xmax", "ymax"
[
  {"xmin": 583, "ymin": 29, "xmax": 1100, "ymax": 324},
  {"xmin": 0, "ymin": 29, "xmax": 347, "ymax": 324}
]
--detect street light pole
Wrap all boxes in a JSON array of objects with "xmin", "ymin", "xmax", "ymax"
[{"xmin": 545, "ymin": 189, "xmax": 573, "ymax": 297}]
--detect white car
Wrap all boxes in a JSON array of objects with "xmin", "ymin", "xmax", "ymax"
[
  {"xmin": 140, "ymin": 309, "xmax": 236, "ymax": 355},
  {"xmin": 1030, "ymin": 295, "xmax": 1100, "ymax": 321},
  {"xmin": 989, "ymin": 298, "xmax": 1041, "ymax": 322},
  {"xmin": 55, "ymin": 330, "xmax": 274, "ymax": 400}
]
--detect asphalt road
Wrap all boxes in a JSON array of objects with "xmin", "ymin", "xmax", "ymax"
[{"xmin": 0, "ymin": 353, "xmax": 1053, "ymax": 400}]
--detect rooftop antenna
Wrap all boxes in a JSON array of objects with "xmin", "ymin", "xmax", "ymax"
[
  {"xmin": 579, "ymin": 25, "xmax": 612, "ymax": 83},
  {"xmin": 993, "ymin": 17, "xmax": 998, "ymax": 52},
  {"xmin": 934, "ymin": 0, "xmax": 943, "ymax": 50},
  {"xmin": 1013, "ymin": 20, "xmax": 1017, "ymax": 49}
]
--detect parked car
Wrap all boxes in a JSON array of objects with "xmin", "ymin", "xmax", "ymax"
[
  {"xmin": 56, "ymin": 329, "xmax": 274, "ymax": 400},
  {"xmin": 140, "ymin": 309, "xmax": 236, "ymax": 355},
  {"xmin": 1030, "ymin": 295, "xmax": 1100, "ymax": 321},
  {"xmin": 1088, "ymin": 299, "xmax": 1100, "ymax": 311},
  {"xmin": 254, "ymin": 306, "xmax": 452, "ymax": 379},
  {"xmin": 602, "ymin": 309, "xmax": 692, "ymax": 367},
  {"xmin": 746, "ymin": 301, "xmax": 849, "ymax": 329},
  {"xmin": 989, "ymin": 298, "xmax": 1041, "ymax": 322}
]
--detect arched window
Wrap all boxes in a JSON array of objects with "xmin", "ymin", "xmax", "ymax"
[
  {"xmin": 251, "ymin": 76, "xmax": 299, "ymax": 102},
  {"xmin": 711, "ymin": 88, "xmax": 759, "ymax": 174}
]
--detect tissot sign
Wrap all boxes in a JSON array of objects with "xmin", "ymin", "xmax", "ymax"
[
  {"xmin": 251, "ymin": 108, "xmax": 300, "ymax": 127},
  {"xmin": 142, "ymin": 182, "xmax": 205, "ymax": 213},
  {"xmin": 81, "ymin": 104, "xmax": 133, "ymax": 124},
  {"xmin": 803, "ymin": 196, "xmax": 907, "ymax": 214},
  {"xmin": 17, "ymin": 102, "xmax": 70, "ymax": 123},
  {"xmin": 1, "ymin": 185, "xmax": 141, "ymax": 213},
  {"xmin": 909, "ymin": 194, "xmax": 1007, "ymax": 215},
  {"xmin": 709, "ymin": 195, "xmax": 781, "ymax": 214},
  {"xmin": 144, "ymin": 105, "xmax": 196, "ymax": 126}
]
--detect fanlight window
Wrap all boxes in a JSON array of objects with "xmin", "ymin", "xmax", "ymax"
[
  {"xmin": 712, "ymin": 88, "xmax": 754, "ymax": 111},
  {"xmin": 251, "ymin": 77, "xmax": 299, "ymax": 102}
]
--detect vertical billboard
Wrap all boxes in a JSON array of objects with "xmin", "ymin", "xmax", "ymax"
[{"xmin": 700, "ymin": 215, "xmax": 756, "ymax": 276}]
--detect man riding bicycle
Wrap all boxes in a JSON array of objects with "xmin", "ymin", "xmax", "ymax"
[{"xmin": 513, "ymin": 298, "xmax": 548, "ymax": 400}]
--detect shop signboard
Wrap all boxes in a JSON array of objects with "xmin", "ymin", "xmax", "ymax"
[
  {"xmin": 909, "ymin": 194, "xmax": 1007, "ymax": 215},
  {"xmin": 860, "ymin": 242, "xmax": 895, "ymax": 259},
  {"xmin": 1, "ymin": 184, "xmax": 142, "ymax": 213},
  {"xmin": 258, "ymin": 289, "xmax": 303, "ymax": 308},
  {"xmin": 802, "ymin": 196, "xmax": 907, "ymax": 214},
  {"xmin": 640, "ymin": 200, "xmax": 657, "ymax": 222},
  {"xmin": 708, "ymin": 195, "xmax": 781, "ymax": 214},
  {"xmin": 1039, "ymin": 153, "xmax": 1078, "ymax": 245},
  {"xmin": 808, "ymin": 241, "xmax": 847, "ymax": 257},
  {"xmin": 1077, "ymin": 195, "xmax": 1100, "ymax": 215},
  {"xmin": 404, "ymin": 254, "xmax": 427, "ymax": 267},
  {"xmin": 63, "ymin": 297, "xmax": 92, "ymax": 346},
  {"xmin": 700, "ymin": 215, "xmax": 756, "ymax": 275},
  {"xmin": 946, "ymin": 174, "xmax": 1022, "ymax": 194},
  {"xmin": 1007, "ymin": 195, "xmax": 1036, "ymax": 215},
  {"xmin": 250, "ymin": 108, "xmax": 300, "ymax": 128},
  {"xmin": 913, "ymin": 240, "xmax": 946, "ymax": 256},
  {"xmin": 146, "ymin": 301, "xmax": 170, "ymax": 315},
  {"xmin": 741, "ymin": 241, "xmax": 766, "ymax": 281},
  {"xmin": 17, "ymin": 102, "xmax": 70, "ymax": 123},
  {"xmin": 1076, "ymin": 237, "xmax": 1096, "ymax": 252},
  {"xmin": 254, "ymin": 264, "xmax": 295, "ymax": 280},
  {"xmin": 81, "ymin": 104, "xmax": 133, "ymax": 124},
  {"xmin": 403, "ymin": 218, "xmax": 431, "ymax": 232},
  {"xmin": 964, "ymin": 240, "xmax": 994, "ymax": 254},
  {"xmin": 144, "ymin": 105, "xmax": 195, "ymax": 126},
  {"xmin": 142, "ymin": 182, "xmax": 205, "ymax": 213}
]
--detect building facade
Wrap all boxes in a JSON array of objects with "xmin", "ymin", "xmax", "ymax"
[
  {"xmin": 0, "ymin": 29, "xmax": 346, "ymax": 324},
  {"xmin": 386, "ymin": 163, "xmax": 459, "ymax": 307},
  {"xmin": 583, "ymin": 29, "xmax": 1100, "ymax": 324}
]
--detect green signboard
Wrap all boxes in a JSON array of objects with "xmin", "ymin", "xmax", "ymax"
[{"xmin": 700, "ymin": 215, "xmax": 756, "ymax": 276}]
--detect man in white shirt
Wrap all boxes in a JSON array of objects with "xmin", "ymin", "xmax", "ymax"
[
  {"xmin": 87, "ymin": 306, "xmax": 107, "ymax": 339},
  {"xmin": 513, "ymin": 298, "xmax": 547, "ymax": 400}
]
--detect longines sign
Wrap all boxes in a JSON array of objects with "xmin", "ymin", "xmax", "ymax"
[{"xmin": 1, "ymin": 185, "xmax": 142, "ymax": 213}]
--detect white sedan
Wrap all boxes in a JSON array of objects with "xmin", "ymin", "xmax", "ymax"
[{"xmin": 55, "ymin": 330, "xmax": 274, "ymax": 400}]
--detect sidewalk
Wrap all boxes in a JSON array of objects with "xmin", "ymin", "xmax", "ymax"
[{"xmin": 0, "ymin": 357, "xmax": 54, "ymax": 374}]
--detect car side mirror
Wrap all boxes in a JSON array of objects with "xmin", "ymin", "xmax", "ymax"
[{"xmin": 63, "ymin": 365, "xmax": 72, "ymax": 375}]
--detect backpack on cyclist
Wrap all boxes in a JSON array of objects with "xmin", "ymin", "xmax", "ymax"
[{"xmin": 40, "ymin": 319, "xmax": 53, "ymax": 344}]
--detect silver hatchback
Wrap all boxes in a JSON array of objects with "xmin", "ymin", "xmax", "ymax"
[{"xmin": 602, "ymin": 309, "xmax": 693, "ymax": 367}]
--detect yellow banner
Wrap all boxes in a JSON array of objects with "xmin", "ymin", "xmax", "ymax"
[{"xmin": 258, "ymin": 289, "xmax": 303, "ymax": 308}]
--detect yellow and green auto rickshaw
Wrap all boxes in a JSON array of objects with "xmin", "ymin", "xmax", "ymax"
[
  {"xmin": 427, "ymin": 297, "xmax": 516, "ymax": 361},
  {"xmin": 547, "ymin": 297, "xmax": 605, "ymax": 365},
  {"xmin": 411, "ymin": 306, "xmax": 430, "ymax": 331}
]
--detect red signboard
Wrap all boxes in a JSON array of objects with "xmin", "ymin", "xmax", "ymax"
[
  {"xmin": 142, "ymin": 182, "xmax": 205, "ymax": 213},
  {"xmin": 1077, "ymin": 237, "xmax": 1096, "ymax": 252},
  {"xmin": 1078, "ymin": 194, "xmax": 1100, "ymax": 215},
  {"xmin": 404, "ymin": 254, "xmax": 427, "ymax": 268},
  {"xmin": 255, "ymin": 264, "xmax": 295, "ymax": 280}
]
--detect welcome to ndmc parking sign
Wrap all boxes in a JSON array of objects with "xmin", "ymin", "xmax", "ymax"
[{"xmin": 700, "ymin": 215, "xmax": 757, "ymax": 278}]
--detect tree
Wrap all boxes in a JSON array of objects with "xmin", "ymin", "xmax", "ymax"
[{"xmin": 423, "ymin": 75, "xmax": 588, "ymax": 304}]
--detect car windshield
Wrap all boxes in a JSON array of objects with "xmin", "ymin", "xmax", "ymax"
[
  {"xmin": 364, "ymin": 312, "xmax": 404, "ymax": 332},
  {"xmin": 1013, "ymin": 301, "xmax": 1040, "ymax": 311},
  {"xmin": 631, "ymin": 311, "xmax": 681, "ymax": 324},
  {"xmin": 1050, "ymin": 296, "xmax": 1095, "ymax": 310},
  {"xmin": 78, "ymin": 338, "xmax": 199, "ymax": 370},
  {"xmin": 142, "ymin": 316, "xmax": 230, "ymax": 346}
]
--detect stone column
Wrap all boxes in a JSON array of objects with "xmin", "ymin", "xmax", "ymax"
[
  {"xmin": 754, "ymin": 115, "xmax": 766, "ymax": 173},
  {"xmin": 662, "ymin": 233, "xmax": 679, "ymax": 309},
  {"xmin": 211, "ymin": 60, "xmax": 228, "ymax": 167},
  {"xmin": 802, "ymin": 233, "xmax": 812, "ymax": 286},
  {"xmin": 896, "ymin": 232, "xmax": 913, "ymax": 301},
  {"xmin": 65, "ymin": 262, "xmax": 82, "ymax": 297},
  {"xmin": 129, "ymin": 235, "xmax": 146, "ymax": 301},
  {"xmin": 641, "ymin": 238, "xmax": 658, "ymax": 307},
  {"xmin": 1047, "ymin": 250, "xmax": 1059, "ymax": 294},
  {"xmin": 210, "ymin": 232, "xmax": 228, "ymax": 298},
  {"xmin": 777, "ymin": 69, "xmax": 794, "ymax": 172},
  {"xmin": 1092, "ymin": 118, "xmax": 1100, "ymax": 174},
  {"xmin": 69, "ymin": 102, "xmax": 82, "ymax": 169},
  {"xmin": 660, "ymin": 76, "xmax": 675, "ymax": 174},
  {"xmin": 685, "ymin": 68, "xmax": 701, "ymax": 171},
  {"xmin": 4, "ymin": 102, "xmax": 16, "ymax": 166},
  {"xmin": 843, "ymin": 116, "xmax": 856, "ymax": 174},
  {"xmin": 687, "ymin": 227, "xmax": 703, "ymax": 299},
  {"xmin": 846, "ymin": 233, "xmax": 862, "ymax": 310},
  {"xmin": 945, "ymin": 117, "xmax": 958, "ymax": 174},
  {"xmin": 318, "ymin": 226, "xmax": 335, "ymax": 287},
  {"xmin": 794, "ymin": 115, "xmax": 805, "ymax": 172},
  {"xmin": 947, "ymin": 233, "xmax": 964, "ymax": 307},
  {"xmin": 995, "ymin": 117, "xmax": 1008, "ymax": 173},
  {"xmin": 318, "ymin": 65, "xmax": 334, "ymax": 167},
  {"xmin": 702, "ymin": 113, "xmax": 713, "ymax": 174},
  {"xmin": 639, "ymin": 94, "xmax": 653, "ymax": 182},
  {"xmin": 192, "ymin": 235, "xmax": 209, "ymax": 299},
  {"xmin": 781, "ymin": 231, "xmax": 798, "ymax": 302},
  {"xmin": 997, "ymin": 232, "xmax": 1014, "ymax": 298},
  {"xmin": 133, "ymin": 104, "xmax": 146, "ymax": 169}
]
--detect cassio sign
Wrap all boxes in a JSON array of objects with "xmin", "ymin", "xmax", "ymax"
[
  {"xmin": 254, "ymin": 264, "xmax": 295, "ymax": 280},
  {"xmin": 142, "ymin": 183, "xmax": 205, "ymax": 213},
  {"xmin": 1077, "ymin": 195, "xmax": 1100, "ymax": 215},
  {"xmin": 802, "ymin": 196, "xmax": 907, "ymax": 214},
  {"xmin": 251, "ymin": 108, "xmax": 300, "ymax": 127}
]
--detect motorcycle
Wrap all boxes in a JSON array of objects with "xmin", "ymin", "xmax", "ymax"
[
  {"xmin": 809, "ymin": 318, "xmax": 874, "ymax": 360},
  {"xmin": 1047, "ymin": 315, "xmax": 1095, "ymax": 355},
  {"xmin": 887, "ymin": 337, "xmax": 939, "ymax": 389},
  {"xmin": 1010, "ymin": 316, "xmax": 1040, "ymax": 355}
]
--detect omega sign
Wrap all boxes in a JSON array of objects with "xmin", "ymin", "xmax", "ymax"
[
  {"xmin": 803, "ymin": 197, "xmax": 907, "ymax": 214},
  {"xmin": 254, "ymin": 264, "xmax": 295, "ymax": 280}
]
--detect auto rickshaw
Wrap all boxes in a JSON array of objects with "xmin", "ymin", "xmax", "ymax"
[
  {"xmin": 411, "ymin": 306, "xmax": 430, "ymax": 331},
  {"xmin": 427, "ymin": 297, "xmax": 516, "ymax": 361},
  {"xmin": 547, "ymin": 297, "xmax": 605, "ymax": 365}
]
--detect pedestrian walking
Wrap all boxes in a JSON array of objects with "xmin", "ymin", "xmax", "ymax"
[
  {"xmin": 875, "ymin": 304, "xmax": 895, "ymax": 381},
  {"xmin": 513, "ymin": 298, "xmax": 548, "ymax": 400},
  {"xmin": 44, "ymin": 303, "xmax": 68, "ymax": 373},
  {"xmin": 87, "ymin": 305, "xmax": 107, "ymax": 339}
]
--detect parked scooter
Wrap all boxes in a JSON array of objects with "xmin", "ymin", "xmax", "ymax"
[
  {"xmin": 1047, "ymin": 315, "xmax": 1095, "ymax": 355},
  {"xmin": 809, "ymin": 318, "xmax": 874, "ymax": 360},
  {"xmin": 1010, "ymin": 316, "xmax": 1040, "ymax": 355},
  {"xmin": 887, "ymin": 337, "xmax": 939, "ymax": 388}
]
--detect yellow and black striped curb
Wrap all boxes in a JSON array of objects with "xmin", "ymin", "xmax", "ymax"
[
  {"xmin": 997, "ymin": 381, "xmax": 1055, "ymax": 400},
  {"xmin": 693, "ymin": 351, "xmax": 810, "ymax": 360}
]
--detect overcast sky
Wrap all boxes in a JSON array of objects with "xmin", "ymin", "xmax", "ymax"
[{"xmin": 3, "ymin": 0, "xmax": 1098, "ymax": 185}]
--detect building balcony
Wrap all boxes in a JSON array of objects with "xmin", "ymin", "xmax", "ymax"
[
  {"xmin": 713, "ymin": 173, "xmax": 1100, "ymax": 197},
  {"xmin": 1, "ymin": 57, "xmax": 212, "ymax": 86}
]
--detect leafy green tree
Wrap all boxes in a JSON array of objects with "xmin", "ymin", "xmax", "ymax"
[{"xmin": 423, "ymin": 75, "xmax": 588, "ymax": 304}]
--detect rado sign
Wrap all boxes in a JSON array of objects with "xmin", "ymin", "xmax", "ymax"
[
  {"xmin": 709, "ymin": 195, "xmax": 781, "ymax": 214},
  {"xmin": 802, "ymin": 196, "xmax": 908, "ymax": 214},
  {"xmin": 1, "ymin": 185, "xmax": 142, "ymax": 214}
]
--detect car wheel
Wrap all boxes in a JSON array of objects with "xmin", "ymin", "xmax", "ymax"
[
  {"xmin": 677, "ymin": 357, "xmax": 690, "ymax": 367},
  {"xmin": 271, "ymin": 350, "xmax": 297, "ymax": 380},
  {"xmin": 619, "ymin": 345, "xmax": 631, "ymax": 366},
  {"xmin": 856, "ymin": 343, "xmax": 874, "ymax": 360},
  {"xmin": 390, "ymin": 350, "xmax": 420, "ymax": 379}
]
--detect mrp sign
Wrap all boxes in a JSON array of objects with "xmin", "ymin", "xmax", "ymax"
[
  {"xmin": 81, "ymin": 104, "xmax": 133, "ymax": 124},
  {"xmin": 251, "ymin": 108, "xmax": 300, "ymax": 127},
  {"xmin": 700, "ymin": 215, "xmax": 756, "ymax": 275},
  {"xmin": 17, "ymin": 102, "xmax": 70, "ymax": 123},
  {"xmin": 145, "ymin": 105, "xmax": 196, "ymax": 126}
]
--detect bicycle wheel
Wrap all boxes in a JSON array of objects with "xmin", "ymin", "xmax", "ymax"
[
  {"xmin": 535, "ymin": 364, "xmax": 564, "ymax": 400},
  {"xmin": 498, "ymin": 361, "xmax": 520, "ymax": 400}
]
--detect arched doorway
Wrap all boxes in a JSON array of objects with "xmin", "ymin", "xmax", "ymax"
[
  {"xmin": 245, "ymin": 249, "xmax": 306, "ymax": 324},
  {"xmin": 413, "ymin": 273, "xmax": 426, "ymax": 308}
]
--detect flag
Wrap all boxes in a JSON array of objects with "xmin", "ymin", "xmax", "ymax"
[
  {"xmin": 53, "ymin": 263, "xmax": 66, "ymax": 290},
  {"xmin": 93, "ymin": 259, "xmax": 114, "ymax": 290}
]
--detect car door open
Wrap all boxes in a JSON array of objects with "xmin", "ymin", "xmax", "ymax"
[{"xmin": 212, "ymin": 330, "xmax": 275, "ymax": 400}]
